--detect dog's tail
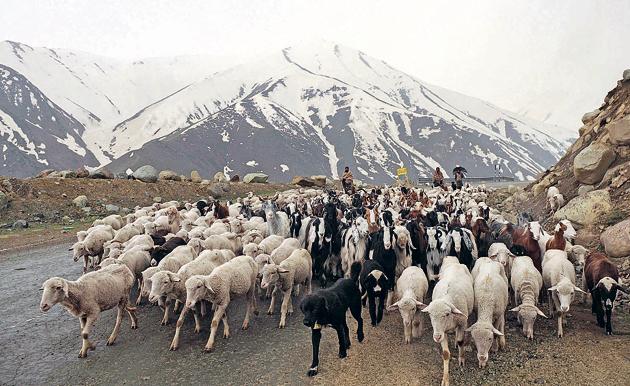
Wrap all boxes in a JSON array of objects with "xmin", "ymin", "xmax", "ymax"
[{"xmin": 349, "ymin": 261, "xmax": 362, "ymax": 283}]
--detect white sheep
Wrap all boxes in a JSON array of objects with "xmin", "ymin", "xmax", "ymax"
[
  {"xmin": 546, "ymin": 186, "xmax": 560, "ymax": 199},
  {"xmin": 392, "ymin": 226, "xmax": 414, "ymax": 279},
  {"xmin": 270, "ymin": 238, "xmax": 301, "ymax": 264},
  {"xmin": 151, "ymin": 250, "xmax": 230, "ymax": 350},
  {"xmin": 185, "ymin": 255, "xmax": 258, "ymax": 352},
  {"xmin": 92, "ymin": 214, "xmax": 124, "ymax": 230},
  {"xmin": 422, "ymin": 257, "xmax": 474, "ymax": 386},
  {"xmin": 258, "ymin": 235, "xmax": 285, "ymax": 255},
  {"xmin": 138, "ymin": 266, "xmax": 161, "ymax": 305},
  {"xmin": 487, "ymin": 243, "xmax": 515, "ymax": 282},
  {"xmin": 203, "ymin": 221, "xmax": 230, "ymax": 237},
  {"xmin": 548, "ymin": 194, "xmax": 565, "ymax": 212},
  {"xmin": 467, "ymin": 258, "xmax": 508, "ymax": 368},
  {"xmin": 39, "ymin": 264, "xmax": 138, "ymax": 358},
  {"xmin": 261, "ymin": 248, "xmax": 313, "ymax": 328},
  {"xmin": 387, "ymin": 266, "xmax": 428, "ymax": 344},
  {"xmin": 542, "ymin": 249, "xmax": 586, "ymax": 337},
  {"xmin": 220, "ymin": 232, "xmax": 243, "ymax": 255},
  {"xmin": 509, "ymin": 256, "xmax": 547, "ymax": 339},
  {"xmin": 242, "ymin": 229, "xmax": 265, "ymax": 245},
  {"xmin": 243, "ymin": 243, "xmax": 261, "ymax": 257},
  {"xmin": 156, "ymin": 245, "xmax": 197, "ymax": 271},
  {"xmin": 71, "ymin": 228, "xmax": 114, "ymax": 273}
]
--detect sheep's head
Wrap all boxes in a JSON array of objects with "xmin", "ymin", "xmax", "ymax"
[
  {"xmin": 466, "ymin": 322, "xmax": 503, "ymax": 368},
  {"xmin": 40, "ymin": 277, "xmax": 68, "ymax": 312},
  {"xmin": 261, "ymin": 263, "xmax": 288, "ymax": 289},
  {"xmin": 185, "ymin": 275, "xmax": 212, "ymax": 308},
  {"xmin": 568, "ymin": 245, "xmax": 588, "ymax": 272},
  {"xmin": 70, "ymin": 242, "xmax": 87, "ymax": 262},
  {"xmin": 510, "ymin": 304, "xmax": 546, "ymax": 340},
  {"xmin": 243, "ymin": 243, "xmax": 260, "ymax": 258},
  {"xmin": 254, "ymin": 254, "xmax": 272, "ymax": 278},
  {"xmin": 388, "ymin": 297, "xmax": 425, "ymax": 343},
  {"xmin": 422, "ymin": 299, "xmax": 464, "ymax": 343},
  {"xmin": 548, "ymin": 277, "xmax": 585, "ymax": 312},
  {"xmin": 149, "ymin": 271, "xmax": 180, "ymax": 303}
]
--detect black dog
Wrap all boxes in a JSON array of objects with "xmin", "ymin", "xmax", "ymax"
[
  {"xmin": 300, "ymin": 262, "xmax": 364, "ymax": 377},
  {"xmin": 360, "ymin": 259, "xmax": 389, "ymax": 326}
]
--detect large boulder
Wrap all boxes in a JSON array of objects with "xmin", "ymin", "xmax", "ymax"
[
  {"xmin": 573, "ymin": 143, "xmax": 616, "ymax": 184},
  {"xmin": 623, "ymin": 69, "xmax": 630, "ymax": 81},
  {"xmin": 213, "ymin": 172, "xmax": 228, "ymax": 183},
  {"xmin": 291, "ymin": 176, "xmax": 315, "ymax": 187},
  {"xmin": 191, "ymin": 170, "xmax": 202, "ymax": 183},
  {"xmin": 581, "ymin": 109, "xmax": 600, "ymax": 124},
  {"xmin": 89, "ymin": 168, "xmax": 114, "ymax": 179},
  {"xmin": 159, "ymin": 170, "xmax": 181, "ymax": 181},
  {"xmin": 133, "ymin": 165, "xmax": 158, "ymax": 183},
  {"xmin": 60, "ymin": 170, "xmax": 77, "ymax": 178},
  {"xmin": 35, "ymin": 169, "xmax": 55, "ymax": 178},
  {"xmin": 230, "ymin": 174, "xmax": 240, "ymax": 182},
  {"xmin": 601, "ymin": 218, "xmax": 630, "ymax": 258},
  {"xmin": 310, "ymin": 175, "xmax": 327, "ymax": 187},
  {"xmin": 553, "ymin": 189, "xmax": 613, "ymax": 227},
  {"xmin": 73, "ymin": 195, "xmax": 88, "ymax": 208},
  {"xmin": 244, "ymin": 173, "xmax": 268, "ymax": 184},
  {"xmin": 608, "ymin": 115, "xmax": 630, "ymax": 145}
]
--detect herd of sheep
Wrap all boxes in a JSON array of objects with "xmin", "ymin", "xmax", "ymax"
[{"xmin": 38, "ymin": 184, "xmax": 627, "ymax": 385}]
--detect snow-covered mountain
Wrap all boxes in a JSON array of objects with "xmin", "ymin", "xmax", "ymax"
[
  {"xmin": 0, "ymin": 40, "xmax": 232, "ymax": 164},
  {"xmin": 108, "ymin": 42, "xmax": 567, "ymax": 182},
  {"xmin": 1, "ymin": 40, "xmax": 570, "ymax": 182}
]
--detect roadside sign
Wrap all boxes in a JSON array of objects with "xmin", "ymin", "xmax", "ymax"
[{"xmin": 397, "ymin": 167, "xmax": 407, "ymax": 176}]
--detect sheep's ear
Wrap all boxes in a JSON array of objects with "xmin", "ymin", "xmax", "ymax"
[
  {"xmin": 416, "ymin": 300, "xmax": 427, "ymax": 310},
  {"xmin": 548, "ymin": 285, "xmax": 558, "ymax": 292},
  {"xmin": 277, "ymin": 267, "xmax": 290, "ymax": 274},
  {"xmin": 509, "ymin": 306, "xmax": 521, "ymax": 312},
  {"xmin": 574, "ymin": 286, "xmax": 587, "ymax": 294},
  {"xmin": 491, "ymin": 327, "xmax": 504, "ymax": 336},
  {"xmin": 465, "ymin": 323, "xmax": 476, "ymax": 332},
  {"xmin": 387, "ymin": 301, "xmax": 399, "ymax": 311},
  {"xmin": 535, "ymin": 307, "xmax": 548, "ymax": 318}
]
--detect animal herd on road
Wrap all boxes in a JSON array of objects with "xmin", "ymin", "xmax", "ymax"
[{"xmin": 39, "ymin": 183, "xmax": 628, "ymax": 385}]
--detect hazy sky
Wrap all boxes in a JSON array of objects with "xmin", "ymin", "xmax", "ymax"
[{"xmin": 2, "ymin": 0, "xmax": 629, "ymax": 129}]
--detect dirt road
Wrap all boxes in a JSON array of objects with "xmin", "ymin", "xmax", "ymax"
[{"xmin": 1, "ymin": 243, "xmax": 630, "ymax": 385}]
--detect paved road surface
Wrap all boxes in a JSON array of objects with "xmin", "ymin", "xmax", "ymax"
[{"xmin": 0, "ymin": 243, "xmax": 335, "ymax": 385}]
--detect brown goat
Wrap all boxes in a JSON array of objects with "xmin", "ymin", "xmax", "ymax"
[
  {"xmin": 502, "ymin": 224, "xmax": 542, "ymax": 272},
  {"xmin": 545, "ymin": 222, "xmax": 567, "ymax": 251}
]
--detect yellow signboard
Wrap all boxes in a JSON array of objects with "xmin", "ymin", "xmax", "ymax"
[{"xmin": 397, "ymin": 167, "xmax": 407, "ymax": 176}]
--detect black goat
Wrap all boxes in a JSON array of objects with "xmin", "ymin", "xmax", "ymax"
[
  {"xmin": 149, "ymin": 237, "xmax": 186, "ymax": 265},
  {"xmin": 360, "ymin": 259, "xmax": 389, "ymax": 326}
]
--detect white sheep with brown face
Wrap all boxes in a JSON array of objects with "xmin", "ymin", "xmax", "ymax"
[
  {"xmin": 387, "ymin": 266, "xmax": 428, "ymax": 344},
  {"xmin": 39, "ymin": 264, "xmax": 138, "ymax": 358},
  {"xmin": 185, "ymin": 255, "xmax": 258, "ymax": 352}
]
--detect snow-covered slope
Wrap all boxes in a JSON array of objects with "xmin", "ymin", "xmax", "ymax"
[
  {"xmin": 108, "ymin": 42, "xmax": 568, "ymax": 182},
  {"xmin": 0, "ymin": 40, "xmax": 232, "ymax": 163},
  {"xmin": 0, "ymin": 64, "xmax": 98, "ymax": 177}
]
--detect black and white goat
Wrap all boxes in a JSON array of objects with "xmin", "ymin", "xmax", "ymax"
[
  {"xmin": 360, "ymin": 259, "xmax": 389, "ymax": 326},
  {"xmin": 425, "ymin": 226, "xmax": 447, "ymax": 283},
  {"xmin": 368, "ymin": 226, "xmax": 397, "ymax": 307},
  {"xmin": 443, "ymin": 227, "xmax": 478, "ymax": 271}
]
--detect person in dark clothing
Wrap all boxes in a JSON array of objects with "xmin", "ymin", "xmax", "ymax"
[
  {"xmin": 432, "ymin": 167, "xmax": 445, "ymax": 188},
  {"xmin": 341, "ymin": 166, "xmax": 355, "ymax": 195}
]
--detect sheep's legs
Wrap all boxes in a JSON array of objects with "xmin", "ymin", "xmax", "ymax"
[
  {"xmin": 412, "ymin": 311, "xmax": 423, "ymax": 338},
  {"xmin": 497, "ymin": 315, "xmax": 506, "ymax": 349},
  {"xmin": 440, "ymin": 337, "xmax": 450, "ymax": 386},
  {"xmin": 170, "ymin": 305, "xmax": 190, "ymax": 351},
  {"xmin": 557, "ymin": 313, "xmax": 564, "ymax": 338},
  {"xmin": 267, "ymin": 286, "xmax": 278, "ymax": 315},
  {"xmin": 107, "ymin": 305, "xmax": 124, "ymax": 346},
  {"xmin": 82, "ymin": 256, "xmax": 89, "ymax": 274},
  {"xmin": 78, "ymin": 315, "xmax": 97, "ymax": 358},
  {"xmin": 279, "ymin": 287, "xmax": 293, "ymax": 328},
  {"xmin": 161, "ymin": 301, "xmax": 171, "ymax": 325},
  {"xmin": 135, "ymin": 280, "xmax": 143, "ymax": 305},
  {"xmin": 243, "ymin": 289, "xmax": 255, "ymax": 330},
  {"xmin": 204, "ymin": 304, "xmax": 227, "ymax": 352},
  {"xmin": 456, "ymin": 327, "xmax": 465, "ymax": 367},
  {"xmin": 126, "ymin": 305, "xmax": 138, "ymax": 329}
]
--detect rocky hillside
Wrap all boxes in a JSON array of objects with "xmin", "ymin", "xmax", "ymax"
[{"xmin": 521, "ymin": 70, "xmax": 630, "ymax": 257}]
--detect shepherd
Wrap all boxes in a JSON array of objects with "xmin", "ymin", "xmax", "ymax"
[
  {"xmin": 432, "ymin": 167, "xmax": 445, "ymax": 188},
  {"xmin": 341, "ymin": 166, "xmax": 355, "ymax": 195},
  {"xmin": 453, "ymin": 165, "xmax": 467, "ymax": 190}
]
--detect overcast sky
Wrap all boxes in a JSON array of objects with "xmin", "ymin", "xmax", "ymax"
[{"xmin": 1, "ymin": 0, "xmax": 629, "ymax": 130}]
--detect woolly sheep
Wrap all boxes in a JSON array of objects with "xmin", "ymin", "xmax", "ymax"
[
  {"xmin": 467, "ymin": 259, "xmax": 508, "ymax": 368},
  {"xmin": 92, "ymin": 214, "xmax": 124, "ymax": 231},
  {"xmin": 487, "ymin": 243, "xmax": 515, "ymax": 282},
  {"xmin": 258, "ymin": 235, "xmax": 285, "ymax": 255},
  {"xmin": 243, "ymin": 243, "xmax": 261, "ymax": 257},
  {"xmin": 542, "ymin": 249, "xmax": 586, "ymax": 337},
  {"xmin": 39, "ymin": 264, "xmax": 138, "ymax": 358},
  {"xmin": 221, "ymin": 232, "xmax": 243, "ymax": 255},
  {"xmin": 242, "ymin": 229, "xmax": 265, "ymax": 245},
  {"xmin": 422, "ymin": 257, "xmax": 473, "ymax": 386},
  {"xmin": 270, "ymin": 238, "xmax": 301, "ymax": 265},
  {"xmin": 204, "ymin": 221, "xmax": 230, "ymax": 237},
  {"xmin": 509, "ymin": 256, "xmax": 547, "ymax": 339},
  {"xmin": 185, "ymin": 255, "xmax": 258, "ymax": 352},
  {"xmin": 71, "ymin": 228, "xmax": 114, "ymax": 273},
  {"xmin": 200, "ymin": 234, "xmax": 234, "ymax": 252},
  {"xmin": 387, "ymin": 266, "xmax": 428, "ymax": 344},
  {"xmin": 261, "ymin": 248, "xmax": 313, "ymax": 328},
  {"xmin": 156, "ymin": 245, "xmax": 197, "ymax": 272},
  {"xmin": 139, "ymin": 266, "xmax": 161, "ymax": 305}
]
